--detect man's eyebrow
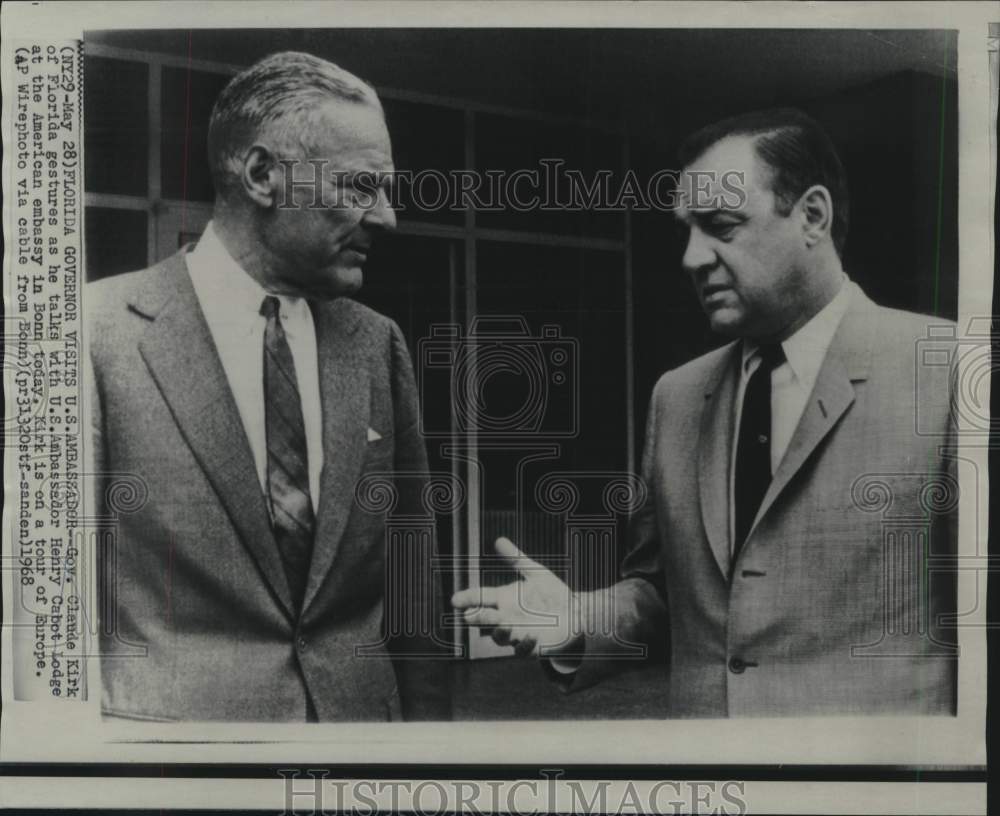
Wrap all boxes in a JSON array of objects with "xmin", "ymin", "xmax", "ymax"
[{"xmin": 689, "ymin": 208, "xmax": 746, "ymax": 220}]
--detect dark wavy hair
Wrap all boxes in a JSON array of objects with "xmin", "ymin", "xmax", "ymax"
[{"xmin": 677, "ymin": 108, "xmax": 849, "ymax": 258}]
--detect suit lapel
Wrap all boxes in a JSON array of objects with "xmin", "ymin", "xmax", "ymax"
[
  {"xmin": 301, "ymin": 299, "xmax": 369, "ymax": 612},
  {"xmin": 698, "ymin": 344, "xmax": 740, "ymax": 579},
  {"xmin": 135, "ymin": 253, "xmax": 296, "ymax": 620},
  {"xmin": 749, "ymin": 286, "xmax": 876, "ymax": 539}
]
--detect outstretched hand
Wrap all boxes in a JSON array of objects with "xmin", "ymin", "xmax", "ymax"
[{"xmin": 451, "ymin": 537, "xmax": 582, "ymax": 658}]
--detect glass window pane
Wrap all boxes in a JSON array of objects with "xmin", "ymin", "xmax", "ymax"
[
  {"xmin": 84, "ymin": 56, "xmax": 148, "ymax": 196},
  {"xmin": 382, "ymin": 97, "xmax": 465, "ymax": 226},
  {"xmin": 473, "ymin": 241, "xmax": 629, "ymax": 588},
  {"xmin": 352, "ymin": 232, "xmax": 457, "ymax": 350},
  {"xmin": 475, "ymin": 114, "xmax": 624, "ymax": 239},
  {"xmin": 85, "ymin": 207, "xmax": 148, "ymax": 281},
  {"xmin": 474, "ymin": 241, "xmax": 626, "ymax": 470},
  {"xmin": 160, "ymin": 67, "xmax": 231, "ymax": 203}
]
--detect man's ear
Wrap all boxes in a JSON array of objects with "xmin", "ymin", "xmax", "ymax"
[
  {"xmin": 240, "ymin": 144, "xmax": 281, "ymax": 209},
  {"xmin": 799, "ymin": 184, "xmax": 833, "ymax": 248}
]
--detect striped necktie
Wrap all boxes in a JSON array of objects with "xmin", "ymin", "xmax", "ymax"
[{"xmin": 260, "ymin": 295, "xmax": 315, "ymax": 610}]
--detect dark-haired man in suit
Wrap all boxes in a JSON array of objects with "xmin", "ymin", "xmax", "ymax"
[
  {"xmin": 89, "ymin": 51, "xmax": 450, "ymax": 722},
  {"xmin": 453, "ymin": 109, "xmax": 957, "ymax": 717}
]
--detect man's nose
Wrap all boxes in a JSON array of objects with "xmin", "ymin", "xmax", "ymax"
[
  {"xmin": 681, "ymin": 228, "xmax": 716, "ymax": 275},
  {"xmin": 363, "ymin": 190, "xmax": 397, "ymax": 232}
]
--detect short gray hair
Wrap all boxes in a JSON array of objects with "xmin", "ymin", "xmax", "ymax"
[{"xmin": 207, "ymin": 51, "xmax": 381, "ymax": 198}]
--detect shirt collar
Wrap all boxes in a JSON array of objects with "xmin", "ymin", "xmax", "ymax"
[
  {"xmin": 186, "ymin": 221, "xmax": 312, "ymax": 333},
  {"xmin": 742, "ymin": 276, "xmax": 854, "ymax": 391}
]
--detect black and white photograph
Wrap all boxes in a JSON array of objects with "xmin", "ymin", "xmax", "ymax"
[
  {"xmin": 81, "ymin": 24, "xmax": 966, "ymax": 722},
  {"xmin": 0, "ymin": 2, "xmax": 994, "ymax": 813}
]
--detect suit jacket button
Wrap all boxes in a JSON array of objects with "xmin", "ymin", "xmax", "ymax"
[
  {"xmin": 297, "ymin": 637, "xmax": 307, "ymax": 651},
  {"xmin": 728, "ymin": 656, "xmax": 746, "ymax": 674}
]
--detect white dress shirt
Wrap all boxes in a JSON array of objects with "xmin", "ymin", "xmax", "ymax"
[
  {"xmin": 728, "ymin": 276, "xmax": 853, "ymax": 553},
  {"xmin": 186, "ymin": 222, "xmax": 324, "ymax": 512}
]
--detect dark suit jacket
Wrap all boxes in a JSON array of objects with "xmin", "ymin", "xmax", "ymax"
[
  {"xmin": 566, "ymin": 285, "xmax": 957, "ymax": 716},
  {"xmin": 88, "ymin": 248, "xmax": 451, "ymax": 722}
]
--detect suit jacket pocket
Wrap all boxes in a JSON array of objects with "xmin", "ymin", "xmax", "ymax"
[{"xmin": 364, "ymin": 434, "xmax": 395, "ymax": 469}]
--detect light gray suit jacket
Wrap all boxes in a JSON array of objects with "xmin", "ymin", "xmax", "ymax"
[
  {"xmin": 88, "ymin": 248, "xmax": 451, "ymax": 722},
  {"xmin": 567, "ymin": 286, "xmax": 957, "ymax": 717}
]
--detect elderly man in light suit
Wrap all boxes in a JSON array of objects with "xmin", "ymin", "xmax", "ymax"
[
  {"xmin": 89, "ymin": 52, "xmax": 450, "ymax": 722},
  {"xmin": 453, "ymin": 109, "xmax": 957, "ymax": 717}
]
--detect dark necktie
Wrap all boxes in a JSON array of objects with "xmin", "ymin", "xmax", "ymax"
[
  {"xmin": 260, "ymin": 295, "xmax": 315, "ymax": 611},
  {"xmin": 733, "ymin": 342, "xmax": 785, "ymax": 561}
]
